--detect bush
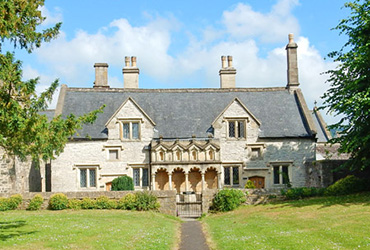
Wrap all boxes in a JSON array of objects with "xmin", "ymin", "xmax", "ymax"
[
  {"xmin": 68, "ymin": 199, "xmax": 82, "ymax": 210},
  {"xmin": 7, "ymin": 194, "xmax": 23, "ymax": 210},
  {"xmin": 245, "ymin": 180, "xmax": 256, "ymax": 189},
  {"xmin": 134, "ymin": 191, "xmax": 160, "ymax": 211},
  {"xmin": 118, "ymin": 193, "xmax": 137, "ymax": 210},
  {"xmin": 211, "ymin": 189, "xmax": 246, "ymax": 212},
  {"xmin": 49, "ymin": 193, "xmax": 68, "ymax": 210},
  {"xmin": 27, "ymin": 194, "xmax": 44, "ymax": 210},
  {"xmin": 95, "ymin": 196, "xmax": 117, "ymax": 209},
  {"xmin": 111, "ymin": 176, "xmax": 134, "ymax": 191},
  {"xmin": 281, "ymin": 187, "xmax": 325, "ymax": 200},
  {"xmin": 325, "ymin": 175, "xmax": 364, "ymax": 196},
  {"xmin": 81, "ymin": 198, "xmax": 96, "ymax": 209},
  {"xmin": 0, "ymin": 197, "xmax": 10, "ymax": 211}
]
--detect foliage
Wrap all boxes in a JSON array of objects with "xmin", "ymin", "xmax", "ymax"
[
  {"xmin": 95, "ymin": 196, "xmax": 117, "ymax": 209},
  {"xmin": 0, "ymin": 0, "xmax": 104, "ymax": 165},
  {"xmin": 325, "ymin": 175, "xmax": 366, "ymax": 195},
  {"xmin": 68, "ymin": 199, "xmax": 82, "ymax": 210},
  {"xmin": 321, "ymin": 0, "xmax": 370, "ymax": 171},
  {"xmin": 111, "ymin": 176, "xmax": 134, "ymax": 191},
  {"xmin": 211, "ymin": 189, "xmax": 246, "ymax": 212},
  {"xmin": 0, "ymin": 194, "xmax": 22, "ymax": 211},
  {"xmin": 118, "ymin": 193, "xmax": 137, "ymax": 210},
  {"xmin": 80, "ymin": 197, "xmax": 96, "ymax": 209},
  {"xmin": 49, "ymin": 193, "xmax": 68, "ymax": 210},
  {"xmin": 134, "ymin": 191, "xmax": 160, "ymax": 211},
  {"xmin": 244, "ymin": 180, "xmax": 256, "ymax": 189},
  {"xmin": 281, "ymin": 187, "xmax": 325, "ymax": 200},
  {"xmin": 27, "ymin": 194, "xmax": 44, "ymax": 210}
]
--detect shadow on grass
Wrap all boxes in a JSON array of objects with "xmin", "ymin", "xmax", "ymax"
[
  {"xmin": 266, "ymin": 192, "xmax": 370, "ymax": 209},
  {"xmin": 0, "ymin": 220, "xmax": 37, "ymax": 241}
]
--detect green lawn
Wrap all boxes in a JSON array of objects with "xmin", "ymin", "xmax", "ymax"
[
  {"xmin": 203, "ymin": 192, "xmax": 370, "ymax": 250},
  {"xmin": 0, "ymin": 210, "xmax": 180, "ymax": 249}
]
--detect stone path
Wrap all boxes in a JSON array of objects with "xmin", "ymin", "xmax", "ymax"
[{"xmin": 179, "ymin": 219, "xmax": 210, "ymax": 250}]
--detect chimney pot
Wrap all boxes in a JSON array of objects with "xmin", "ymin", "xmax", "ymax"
[
  {"xmin": 219, "ymin": 55, "xmax": 236, "ymax": 88},
  {"xmin": 122, "ymin": 56, "xmax": 139, "ymax": 88},
  {"xmin": 125, "ymin": 56, "xmax": 130, "ymax": 67},
  {"xmin": 131, "ymin": 56, "xmax": 137, "ymax": 67},
  {"xmin": 221, "ymin": 56, "xmax": 226, "ymax": 68},
  {"xmin": 227, "ymin": 55, "xmax": 233, "ymax": 68}
]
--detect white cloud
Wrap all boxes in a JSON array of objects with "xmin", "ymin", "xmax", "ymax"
[
  {"xmin": 222, "ymin": 0, "xmax": 300, "ymax": 43},
  {"xmin": 39, "ymin": 6, "xmax": 63, "ymax": 26}
]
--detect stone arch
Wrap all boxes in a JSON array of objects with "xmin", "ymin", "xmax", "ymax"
[
  {"xmin": 189, "ymin": 167, "xmax": 202, "ymax": 192},
  {"xmin": 205, "ymin": 167, "xmax": 218, "ymax": 189},
  {"xmin": 155, "ymin": 168, "xmax": 169, "ymax": 190},
  {"xmin": 172, "ymin": 167, "xmax": 185, "ymax": 194}
]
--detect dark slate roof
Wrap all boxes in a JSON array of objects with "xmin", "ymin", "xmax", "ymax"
[
  {"xmin": 39, "ymin": 110, "xmax": 55, "ymax": 121},
  {"xmin": 60, "ymin": 88, "xmax": 313, "ymax": 139},
  {"xmin": 311, "ymin": 109, "xmax": 330, "ymax": 143}
]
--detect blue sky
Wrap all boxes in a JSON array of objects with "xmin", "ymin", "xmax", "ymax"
[{"xmin": 14, "ymin": 0, "xmax": 350, "ymax": 124}]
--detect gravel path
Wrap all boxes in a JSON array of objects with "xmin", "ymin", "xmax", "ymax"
[{"xmin": 179, "ymin": 219, "xmax": 210, "ymax": 250}]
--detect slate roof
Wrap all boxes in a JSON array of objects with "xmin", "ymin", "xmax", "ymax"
[
  {"xmin": 59, "ymin": 87, "xmax": 314, "ymax": 140},
  {"xmin": 311, "ymin": 109, "xmax": 330, "ymax": 143},
  {"xmin": 39, "ymin": 110, "xmax": 55, "ymax": 121}
]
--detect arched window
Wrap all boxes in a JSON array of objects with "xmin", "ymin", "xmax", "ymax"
[
  {"xmin": 192, "ymin": 150, "xmax": 197, "ymax": 161},
  {"xmin": 159, "ymin": 151, "xmax": 164, "ymax": 161},
  {"xmin": 176, "ymin": 151, "xmax": 181, "ymax": 161},
  {"xmin": 209, "ymin": 150, "xmax": 214, "ymax": 160}
]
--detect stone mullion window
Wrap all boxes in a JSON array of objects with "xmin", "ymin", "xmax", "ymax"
[
  {"xmin": 133, "ymin": 167, "xmax": 149, "ymax": 187},
  {"xmin": 224, "ymin": 166, "xmax": 240, "ymax": 186},
  {"xmin": 228, "ymin": 120, "xmax": 246, "ymax": 139},
  {"xmin": 272, "ymin": 164, "xmax": 291, "ymax": 185},
  {"xmin": 120, "ymin": 120, "xmax": 141, "ymax": 140},
  {"xmin": 79, "ymin": 168, "xmax": 97, "ymax": 188}
]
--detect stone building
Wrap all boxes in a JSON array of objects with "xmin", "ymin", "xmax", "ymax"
[{"xmin": 1, "ymin": 34, "xmax": 326, "ymax": 194}]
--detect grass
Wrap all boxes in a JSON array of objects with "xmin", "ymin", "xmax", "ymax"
[
  {"xmin": 0, "ymin": 210, "xmax": 180, "ymax": 249},
  {"xmin": 203, "ymin": 192, "xmax": 370, "ymax": 250}
]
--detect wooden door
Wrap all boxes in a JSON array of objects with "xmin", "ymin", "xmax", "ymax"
[{"xmin": 249, "ymin": 176, "xmax": 265, "ymax": 188}]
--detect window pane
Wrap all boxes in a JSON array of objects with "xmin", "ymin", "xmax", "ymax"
[
  {"xmin": 132, "ymin": 122, "xmax": 139, "ymax": 139},
  {"xmin": 238, "ymin": 121, "xmax": 244, "ymax": 138},
  {"xmin": 80, "ymin": 169, "xmax": 87, "ymax": 187},
  {"xmin": 133, "ymin": 169, "xmax": 140, "ymax": 186},
  {"xmin": 229, "ymin": 121, "xmax": 235, "ymax": 137},
  {"xmin": 109, "ymin": 150, "xmax": 118, "ymax": 160},
  {"xmin": 273, "ymin": 166, "xmax": 280, "ymax": 184},
  {"xmin": 89, "ymin": 169, "xmax": 96, "ymax": 187},
  {"xmin": 282, "ymin": 166, "xmax": 289, "ymax": 184},
  {"xmin": 123, "ymin": 123, "xmax": 129, "ymax": 139},
  {"xmin": 224, "ymin": 167, "xmax": 230, "ymax": 185},
  {"xmin": 233, "ymin": 167, "xmax": 239, "ymax": 185},
  {"xmin": 142, "ymin": 168, "xmax": 149, "ymax": 187}
]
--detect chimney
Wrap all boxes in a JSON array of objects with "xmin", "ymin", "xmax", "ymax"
[
  {"xmin": 93, "ymin": 63, "xmax": 109, "ymax": 88},
  {"xmin": 219, "ymin": 55, "xmax": 236, "ymax": 88},
  {"xmin": 286, "ymin": 33, "xmax": 299, "ymax": 90},
  {"xmin": 122, "ymin": 56, "xmax": 139, "ymax": 88}
]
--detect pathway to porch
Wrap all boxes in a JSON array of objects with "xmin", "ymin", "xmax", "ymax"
[{"xmin": 179, "ymin": 219, "xmax": 209, "ymax": 250}]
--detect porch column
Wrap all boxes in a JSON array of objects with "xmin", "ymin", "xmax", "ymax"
[
  {"xmin": 201, "ymin": 172, "xmax": 205, "ymax": 191},
  {"xmin": 217, "ymin": 172, "xmax": 222, "ymax": 189},
  {"xmin": 185, "ymin": 172, "xmax": 189, "ymax": 192},
  {"xmin": 168, "ymin": 173, "xmax": 173, "ymax": 190},
  {"xmin": 151, "ymin": 174, "xmax": 156, "ymax": 190}
]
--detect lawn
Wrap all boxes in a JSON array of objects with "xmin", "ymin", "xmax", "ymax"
[
  {"xmin": 0, "ymin": 210, "xmax": 180, "ymax": 249},
  {"xmin": 203, "ymin": 192, "xmax": 370, "ymax": 250}
]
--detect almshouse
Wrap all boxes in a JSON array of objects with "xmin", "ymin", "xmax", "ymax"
[{"xmin": 0, "ymin": 34, "xmax": 332, "ymax": 194}]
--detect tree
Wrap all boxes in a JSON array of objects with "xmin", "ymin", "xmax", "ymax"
[
  {"xmin": 321, "ymin": 0, "xmax": 370, "ymax": 171},
  {"xmin": 0, "ymin": 0, "xmax": 104, "ymax": 165}
]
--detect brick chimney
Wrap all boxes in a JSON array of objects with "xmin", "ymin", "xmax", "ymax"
[
  {"xmin": 122, "ymin": 56, "xmax": 139, "ymax": 88},
  {"xmin": 219, "ymin": 55, "xmax": 236, "ymax": 88},
  {"xmin": 286, "ymin": 33, "xmax": 299, "ymax": 90},
  {"xmin": 93, "ymin": 63, "xmax": 109, "ymax": 88}
]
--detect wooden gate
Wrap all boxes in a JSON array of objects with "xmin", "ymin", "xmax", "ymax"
[{"xmin": 176, "ymin": 193, "xmax": 202, "ymax": 218}]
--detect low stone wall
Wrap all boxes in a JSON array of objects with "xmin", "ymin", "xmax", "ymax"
[{"xmin": 3, "ymin": 190, "xmax": 177, "ymax": 216}]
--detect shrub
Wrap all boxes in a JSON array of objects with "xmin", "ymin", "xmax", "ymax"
[
  {"xmin": 6, "ymin": 194, "xmax": 23, "ymax": 210},
  {"xmin": 95, "ymin": 196, "xmax": 117, "ymax": 209},
  {"xmin": 211, "ymin": 189, "xmax": 246, "ymax": 212},
  {"xmin": 134, "ymin": 191, "xmax": 160, "ymax": 211},
  {"xmin": 325, "ymin": 175, "xmax": 364, "ymax": 196},
  {"xmin": 111, "ymin": 176, "xmax": 134, "ymax": 191},
  {"xmin": 0, "ymin": 197, "xmax": 10, "ymax": 211},
  {"xmin": 81, "ymin": 197, "xmax": 96, "ymax": 209},
  {"xmin": 245, "ymin": 180, "xmax": 256, "ymax": 189},
  {"xmin": 49, "ymin": 193, "xmax": 68, "ymax": 210},
  {"xmin": 27, "ymin": 194, "xmax": 44, "ymax": 210},
  {"xmin": 68, "ymin": 199, "xmax": 82, "ymax": 210},
  {"xmin": 118, "ymin": 193, "xmax": 137, "ymax": 210},
  {"xmin": 281, "ymin": 187, "xmax": 325, "ymax": 200}
]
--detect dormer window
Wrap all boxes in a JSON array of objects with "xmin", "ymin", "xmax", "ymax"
[
  {"xmin": 228, "ymin": 120, "xmax": 245, "ymax": 139},
  {"xmin": 120, "ymin": 120, "xmax": 141, "ymax": 140}
]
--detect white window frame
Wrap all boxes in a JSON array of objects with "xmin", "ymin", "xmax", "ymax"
[{"xmin": 119, "ymin": 119, "xmax": 142, "ymax": 141}]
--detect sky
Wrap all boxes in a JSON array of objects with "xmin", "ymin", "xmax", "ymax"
[{"xmin": 13, "ymin": 0, "xmax": 351, "ymax": 125}]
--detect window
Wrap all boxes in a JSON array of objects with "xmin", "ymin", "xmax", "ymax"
[
  {"xmin": 191, "ymin": 150, "xmax": 197, "ymax": 161},
  {"xmin": 175, "ymin": 151, "xmax": 181, "ymax": 161},
  {"xmin": 224, "ymin": 166, "xmax": 240, "ymax": 186},
  {"xmin": 79, "ymin": 168, "xmax": 97, "ymax": 188},
  {"xmin": 133, "ymin": 168, "xmax": 149, "ymax": 187},
  {"xmin": 121, "ymin": 121, "xmax": 140, "ymax": 140},
  {"xmin": 228, "ymin": 120, "xmax": 245, "ymax": 138},
  {"xmin": 109, "ymin": 149, "xmax": 119, "ymax": 160},
  {"xmin": 208, "ymin": 150, "xmax": 214, "ymax": 160},
  {"xmin": 251, "ymin": 148, "xmax": 261, "ymax": 159},
  {"xmin": 273, "ymin": 165, "xmax": 290, "ymax": 185}
]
